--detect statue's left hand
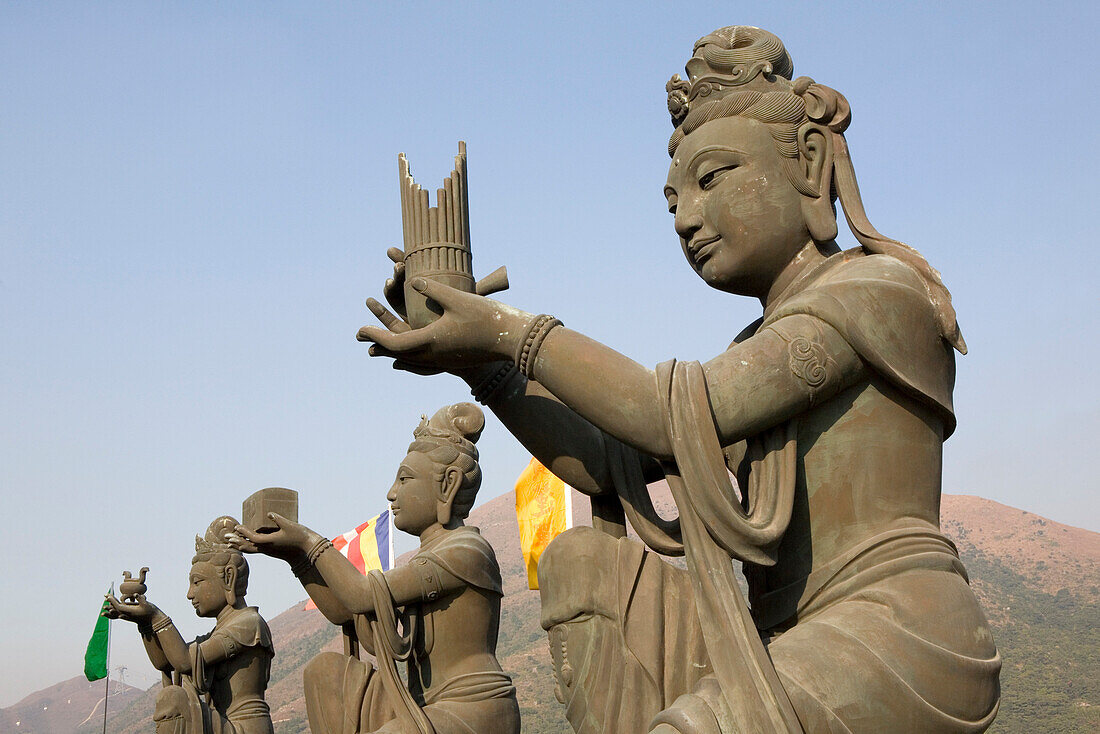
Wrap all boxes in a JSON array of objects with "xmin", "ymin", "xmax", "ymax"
[
  {"xmin": 103, "ymin": 594, "xmax": 159, "ymax": 624},
  {"xmin": 358, "ymin": 278, "xmax": 529, "ymax": 371}
]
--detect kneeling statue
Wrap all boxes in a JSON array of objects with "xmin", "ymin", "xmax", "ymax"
[
  {"xmin": 106, "ymin": 517, "xmax": 275, "ymax": 734},
  {"xmin": 234, "ymin": 402, "xmax": 521, "ymax": 734}
]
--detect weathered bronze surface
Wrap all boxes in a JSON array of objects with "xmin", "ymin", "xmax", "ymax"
[
  {"xmin": 357, "ymin": 25, "xmax": 1000, "ymax": 733},
  {"xmin": 233, "ymin": 403, "xmax": 520, "ymax": 734},
  {"xmin": 105, "ymin": 517, "xmax": 275, "ymax": 734}
]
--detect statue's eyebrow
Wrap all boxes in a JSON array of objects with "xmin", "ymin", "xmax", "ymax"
[{"xmin": 686, "ymin": 144, "xmax": 747, "ymax": 170}]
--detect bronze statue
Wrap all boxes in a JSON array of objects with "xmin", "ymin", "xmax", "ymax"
[
  {"xmin": 232, "ymin": 403, "xmax": 521, "ymax": 734},
  {"xmin": 105, "ymin": 517, "xmax": 275, "ymax": 734},
  {"xmin": 357, "ymin": 26, "xmax": 1000, "ymax": 734}
]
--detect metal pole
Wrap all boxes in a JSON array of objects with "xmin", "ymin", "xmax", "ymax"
[{"xmin": 101, "ymin": 582, "xmax": 113, "ymax": 734}]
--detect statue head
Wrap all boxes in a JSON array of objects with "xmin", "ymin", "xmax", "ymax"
[
  {"xmin": 387, "ymin": 402, "xmax": 484, "ymax": 536},
  {"xmin": 665, "ymin": 26, "xmax": 965, "ymax": 353},
  {"xmin": 189, "ymin": 516, "xmax": 249, "ymax": 617}
]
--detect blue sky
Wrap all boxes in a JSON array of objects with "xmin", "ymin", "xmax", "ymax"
[{"xmin": 1, "ymin": 1, "xmax": 1096, "ymax": 706}]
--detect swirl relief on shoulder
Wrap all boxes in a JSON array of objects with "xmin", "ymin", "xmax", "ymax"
[{"xmin": 787, "ymin": 335, "xmax": 829, "ymax": 388}]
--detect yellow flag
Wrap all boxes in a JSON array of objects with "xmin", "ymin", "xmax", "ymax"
[{"xmin": 515, "ymin": 458, "xmax": 572, "ymax": 589}]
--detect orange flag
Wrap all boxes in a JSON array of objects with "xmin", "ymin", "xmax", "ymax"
[{"xmin": 514, "ymin": 458, "xmax": 572, "ymax": 589}]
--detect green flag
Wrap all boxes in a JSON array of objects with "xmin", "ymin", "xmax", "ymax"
[{"xmin": 84, "ymin": 585, "xmax": 112, "ymax": 681}]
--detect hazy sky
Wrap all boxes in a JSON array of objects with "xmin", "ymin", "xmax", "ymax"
[{"xmin": 2, "ymin": 1, "xmax": 1096, "ymax": 707}]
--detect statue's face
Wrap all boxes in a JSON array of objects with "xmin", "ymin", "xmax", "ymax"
[
  {"xmin": 387, "ymin": 450, "xmax": 441, "ymax": 536},
  {"xmin": 665, "ymin": 115, "xmax": 810, "ymax": 298},
  {"xmin": 187, "ymin": 562, "xmax": 227, "ymax": 618}
]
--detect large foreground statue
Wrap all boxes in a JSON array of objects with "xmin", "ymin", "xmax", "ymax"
[
  {"xmin": 357, "ymin": 25, "xmax": 1000, "ymax": 734},
  {"xmin": 105, "ymin": 517, "xmax": 275, "ymax": 734},
  {"xmin": 233, "ymin": 403, "xmax": 520, "ymax": 734}
]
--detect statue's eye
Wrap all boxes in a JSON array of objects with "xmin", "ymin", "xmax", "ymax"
[{"xmin": 699, "ymin": 165, "xmax": 737, "ymax": 190}]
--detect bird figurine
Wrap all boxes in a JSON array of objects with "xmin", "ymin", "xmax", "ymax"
[{"xmin": 119, "ymin": 567, "xmax": 149, "ymax": 603}]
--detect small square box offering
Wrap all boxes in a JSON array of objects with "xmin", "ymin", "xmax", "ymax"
[{"xmin": 242, "ymin": 487, "xmax": 299, "ymax": 532}]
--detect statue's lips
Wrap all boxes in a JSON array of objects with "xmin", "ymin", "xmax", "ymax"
[{"xmin": 689, "ymin": 236, "xmax": 720, "ymax": 264}]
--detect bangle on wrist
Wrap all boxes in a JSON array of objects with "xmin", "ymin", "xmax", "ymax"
[
  {"xmin": 305, "ymin": 537, "xmax": 333, "ymax": 565},
  {"xmin": 515, "ymin": 315, "xmax": 563, "ymax": 379},
  {"xmin": 151, "ymin": 615, "xmax": 174, "ymax": 634},
  {"xmin": 471, "ymin": 363, "xmax": 519, "ymax": 404}
]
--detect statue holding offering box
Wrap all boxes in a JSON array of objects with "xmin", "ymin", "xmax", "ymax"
[{"xmin": 232, "ymin": 403, "xmax": 520, "ymax": 734}]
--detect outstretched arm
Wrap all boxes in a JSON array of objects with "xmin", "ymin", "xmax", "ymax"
[
  {"xmin": 457, "ymin": 361, "xmax": 664, "ymax": 494},
  {"xmin": 360, "ymin": 280, "xmax": 865, "ymax": 457},
  {"xmin": 104, "ymin": 595, "xmax": 194, "ymax": 674},
  {"xmin": 231, "ymin": 518, "xmax": 354, "ymax": 625},
  {"xmin": 312, "ymin": 546, "xmax": 465, "ymax": 614}
]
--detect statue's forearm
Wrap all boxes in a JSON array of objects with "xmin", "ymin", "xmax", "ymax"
[
  {"xmin": 522, "ymin": 329, "xmax": 674, "ymax": 460},
  {"xmin": 310, "ymin": 541, "xmax": 377, "ymax": 616},
  {"xmin": 463, "ymin": 363, "xmax": 621, "ymax": 495},
  {"xmin": 139, "ymin": 628, "xmax": 172, "ymax": 673},
  {"xmin": 293, "ymin": 561, "xmax": 354, "ymax": 625},
  {"xmin": 146, "ymin": 615, "xmax": 193, "ymax": 674}
]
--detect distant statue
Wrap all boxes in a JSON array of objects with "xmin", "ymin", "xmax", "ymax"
[
  {"xmin": 356, "ymin": 26, "xmax": 1000, "ymax": 733},
  {"xmin": 106, "ymin": 517, "xmax": 275, "ymax": 734},
  {"xmin": 233, "ymin": 402, "xmax": 521, "ymax": 734}
]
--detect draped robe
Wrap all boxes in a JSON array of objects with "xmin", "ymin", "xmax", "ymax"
[
  {"xmin": 538, "ymin": 250, "xmax": 1001, "ymax": 733},
  {"xmin": 305, "ymin": 527, "xmax": 520, "ymax": 734}
]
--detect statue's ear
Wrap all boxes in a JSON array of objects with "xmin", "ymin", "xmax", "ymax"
[
  {"xmin": 436, "ymin": 466, "xmax": 463, "ymax": 525},
  {"xmin": 222, "ymin": 565, "xmax": 238, "ymax": 605},
  {"xmin": 798, "ymin": 122, "xmax": 838, "ymax": 243}
]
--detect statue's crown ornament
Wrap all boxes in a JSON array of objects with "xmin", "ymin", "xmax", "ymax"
[
  {"xmin": 667, "ymin": 26, "xmax": 795, "ymax": 127},
  {"xmin": 194, "ymin": 515, "xmax": 243, "ymax": 560},
  {"xmin": 409, "ymin": 403, "xmax": 484, "ymax": 457}
]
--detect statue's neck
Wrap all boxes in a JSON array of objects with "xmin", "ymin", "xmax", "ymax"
[
  {"xmin": 763, "ymin": 241, "xmax": 837, "ymax": 312},
  {"xmin": 419, "ymin": 520, "xmax": 465, "ymax": 548},
  {"xmin": 215, "ymin": 600, "xmax": 247, "ymax": 626}
]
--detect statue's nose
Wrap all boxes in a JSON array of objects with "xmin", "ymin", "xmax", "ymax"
[{"xmin": 674, "ymin": 204, "xmax": 703, "ymax": 241}]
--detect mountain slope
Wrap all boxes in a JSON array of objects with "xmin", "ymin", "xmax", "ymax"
[
  {"xmin": 49, "ymin": 491, "xmax": 1100, "ymax": 733},
  {"xmin": 1, "ymin": 675, "xmax": 141, "ymax": 734}
]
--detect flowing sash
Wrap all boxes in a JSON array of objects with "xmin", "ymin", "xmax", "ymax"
[{"xmin": 653, "ymin": 359, "xmax": 804, "ymax": 733}]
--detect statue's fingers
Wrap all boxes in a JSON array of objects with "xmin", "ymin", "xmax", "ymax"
[
  {"xmin": 267, "ymin": 512, "xmax": 294, "ymax": 530},
  {"xmin": 232, "ymin": 538, "xmax": 260, "ymax": 554},
  {"xmin": 408, "ymin": 277, "xmax": 466, "ymax": 309},
  {"xmin": 105, "ymin": 596, "xmax": 132, "ymax": 615},
  {"xmin": 357, "ymin": 325, "xmax": 430, "ymax": 352},
  {"xmin": 386, "ymin": 247, "xmax": 404, "ymax": 264},
  {"xmin": 383, "ymin": 274, "xmax": 407, "ymax": 319},
  {"xmin": 232, "ymin": 524, "xmax": 263, "ymax": 543},
  {"xmin": 366, "ymin": 298, "xmax": 410, "ymax": 334}
]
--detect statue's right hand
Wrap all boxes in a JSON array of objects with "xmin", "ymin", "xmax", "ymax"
[{"xmin": 231, "ymin": 513, "xmax": 314, "ymax": 563}]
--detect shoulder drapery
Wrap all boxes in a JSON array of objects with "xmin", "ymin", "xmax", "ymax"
[
  {"xmin": 192, "ymin": 607, "xmax": 274, "ymax": 695},
  {"xmin": 417, "ymin": 526, "xmax": 504, "ymax": 597},
  {"xmin": 763, "ymin": 251, "xmax": 956, "ymax": 435}
]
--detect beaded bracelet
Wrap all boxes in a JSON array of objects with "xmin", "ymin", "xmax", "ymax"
[
  {"xmin": 471, "ymin": 363, "xmax": 519, "ymax": 404},
  {"xmin": 515, "ymin": 315, "xmax": 563, "ymax": 379},
  {"xmin": 305, "ymin": 537, "xmax": 333, "ymax": 565}
]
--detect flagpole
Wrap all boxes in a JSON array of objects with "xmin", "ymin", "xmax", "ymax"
[
  {"xmin": 101, "ymin": 582, "xmax": 113, "ymax": 734},
  {"xmin": 388, "ymin": 510, "xmax": 395, "ymax": 569}
]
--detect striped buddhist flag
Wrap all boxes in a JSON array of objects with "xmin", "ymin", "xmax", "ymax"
[
  {"xmin": 305, "ymin": 510, "xmax": 393, "ymax": 610},
  {"xmin": 515, "ymin": 458, "xmax": 573, "ymax": 590}
]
